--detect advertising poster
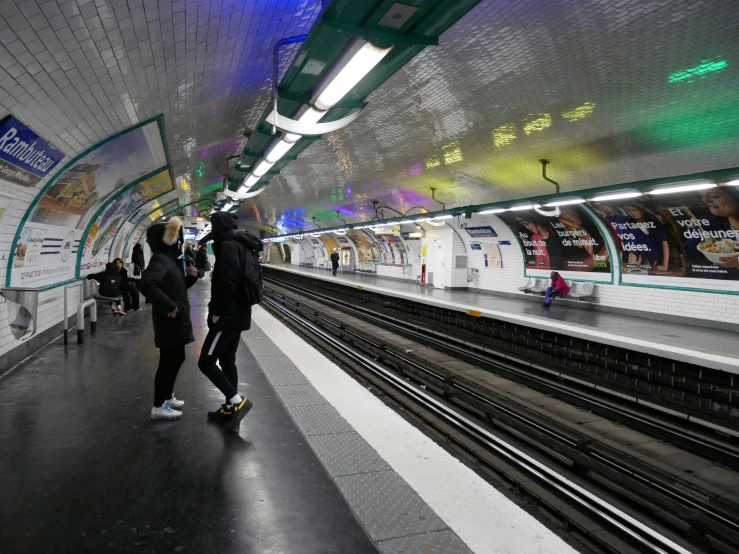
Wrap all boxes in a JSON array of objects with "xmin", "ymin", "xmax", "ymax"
[
  {"xmin": 483, "ymin": 243, "xmax": 503, "ymax": 269},
  {"xmin": 10, "ymin": 121, "xmax": 167, "ymax": 288},
  {"xmin": 321, "ymin": 234, "xmax": 339, "ymax": 254},
  {"xmin": 309, "ymin": 238, "xmax": 327, "ymax": 260},
  {"xmin": 497, "ymin": 205, "xmax": 611, "ymax": 278},
  {"xmin": 588, "ymin": 186, "xmax": 739, "ymax": 291},
  {"xmin": 30, "ymin": 121, "xmax": 166, "ymax": 230},
  {"xmin": 376, "ymin": 235, "xmax": 406, "ymax": 265},
  {"xmin": 79, "ymin": 170, "xmax": 174, "ymax": 272},
  {"xmin": 346, "ymin": 229, "xmax": 379, "ymax": 264}
]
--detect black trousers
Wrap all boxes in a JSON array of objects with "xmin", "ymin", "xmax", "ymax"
[
  {"xmin": 153, "ymin": 345, "xmax": 186, "ymax": 406},
  {"xmin": 331, "ymin": 263, "xmax": 339, "ymax": 275},
  {"xmin": 121, "ymin": 285, "xmax": 140, "ymax": 311},
  {"xmin": 198, "ymin": 327, "xmax": 241, "ymax": 403}
]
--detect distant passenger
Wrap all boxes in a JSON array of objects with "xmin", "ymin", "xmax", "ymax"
[
  {"xmin": 138, "ymin": 217, "xmax": 199, "ymax": 420},
  {"xmin": 132, "ymin": 242, "xmax": 146, "ymax": 271},
  {"xmin": 86, "ymin": 262, "xmax": 125, "ymax": 315},
  {"xmin": 198, "ymin": 212, "xmax": 262, "ymax": 430},
  {"xmin": 195, "ymin": 244, "xmax": 210, "ymax": 278},
  {"xmin": 331, "ymin": 248, "xmax": 340, "ymax": 275},
  {"xmin": 113, "ymin": 258, "xmax": 140, "ymax": 312},
  {"xmin": 544, "ymin": 271, "xmax": 570, "ymax": 306}
]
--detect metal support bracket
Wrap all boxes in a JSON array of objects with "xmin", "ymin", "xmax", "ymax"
[{"xmin": 265, "ymin": 107, "xmax": 365, "ymax": 136}]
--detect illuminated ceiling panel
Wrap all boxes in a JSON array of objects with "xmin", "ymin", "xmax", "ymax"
[{"xmin": 245, "ymin": 0, "xmax": 739, "ymax": 234}]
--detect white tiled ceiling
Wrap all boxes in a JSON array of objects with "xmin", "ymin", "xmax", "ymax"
[
  {"xmin": 253, "ymin": 0, "xmax": 739, "ymax": 233},
  {"xmin": 0, "ymin": 0, "xmax": 322, "ymax": 205}
]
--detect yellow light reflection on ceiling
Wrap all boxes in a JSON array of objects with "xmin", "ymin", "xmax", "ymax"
[
  {"xmin": 180, "ymin": 179, "xmax": 190, "ymax": 192},
  {"xmin": 443, "ymin": 141, "xmax": 463, "ymax": 164},
  {"xmin": 523, "ymin": 113, "xmax": 552, "ymax": 135},
  {"xmin": 425, "ymin": 156, "xmax": 441, "ymax": 169},
  {"xmin": 562, "ymin": 102, "xmax": 596, "ymax": 122},
  {"xmin": 492, "ymin": 123, "xmax": 516, "ymax": 148}
]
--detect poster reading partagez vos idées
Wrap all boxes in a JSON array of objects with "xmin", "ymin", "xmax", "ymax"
[{"xmin": 587, "ymin": 186, "xmax": 739, "ymax": 292}]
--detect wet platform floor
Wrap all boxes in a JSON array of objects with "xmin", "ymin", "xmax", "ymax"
[{"xmin": 0, "ymin": 284, "xmax": 376, "ymax": 554}]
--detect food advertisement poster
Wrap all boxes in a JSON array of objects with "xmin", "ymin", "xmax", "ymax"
[
  {"xmin": 346, "ymin": 229, "xmax": 379, "ymax": 264},
  {"xmin": 496, "ymin": 205, "xmax": 611, "ymax": 280},
  {"xmin": 587, "ymin": 186, "xmax": 739, "ymax": 291},
  {"xmin": 10, "ymin": 120, "xmax": 167, "ymax": 287}
]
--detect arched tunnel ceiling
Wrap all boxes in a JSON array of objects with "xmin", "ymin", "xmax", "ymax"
[{"xmin": 241, "ymin": 0, "xmax": 739, "ymax": 233}]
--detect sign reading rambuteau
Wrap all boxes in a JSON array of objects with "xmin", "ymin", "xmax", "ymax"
[{"xmin": 0, "ymin": 115, "xmax": 64, "ymax": 187}]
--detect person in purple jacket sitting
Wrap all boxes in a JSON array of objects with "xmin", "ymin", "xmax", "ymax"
[{"xmin": 544, "ymin": 271, "xmax": 570, "ymax": 306}]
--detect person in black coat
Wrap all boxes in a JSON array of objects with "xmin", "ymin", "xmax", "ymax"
[
  {"xmin": 86, "ymin": 262, "xmax": 125, "ymax": 315},
  {"xmin": 132, "ymin": 242, "xmax": 146, "ymax": 270},
  {"xmin": 113, "ymin": 257, "xmax": 140, "ymax": 312},
  {"xmin": 330, "ymin": 248, "xmax": 340, "ymax": 275},
  {"xmin": 138, "ymin": 217, "xmax": 199, "ymax": 420},
  {"xmin": 198, "ymin": 211, "xmax": 262, "ymax": 430}
]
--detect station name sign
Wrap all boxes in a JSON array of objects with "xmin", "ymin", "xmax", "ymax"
[
  {"xmin": 464, "ymin": 225, "xmax": 497, "ymax": 237},
  {"xmin": 0, "ymin": 116, "xmax": 64, "ymax": 187}
]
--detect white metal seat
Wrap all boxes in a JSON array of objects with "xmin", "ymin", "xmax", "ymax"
[
  {"xmin": 530, "ymin": 278, "xmax": 548, "ymax": 294},
  {"xmin": 518, "ymin": 278, "xmax": 536, "ymax": 292},
  {"xmin": 569, "ymin": 281, "xmax": 595, "ymax": 299}
]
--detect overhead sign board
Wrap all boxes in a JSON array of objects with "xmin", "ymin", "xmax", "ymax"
[
  {"xmin": 464, "ymin": 226, "xmax": 497, "ymax": 237},
  {"xmin": 0, "ymin": 116, "xmax": 65, "ymax": 187}
]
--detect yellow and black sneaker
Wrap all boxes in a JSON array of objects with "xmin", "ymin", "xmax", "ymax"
[
  {"xmin": 226, "ymin": 398, "xmax": 253, "ymax": 430},
  {"xmin": 207, "ymin": 404, "xmax": 232, "ymax": 425}
]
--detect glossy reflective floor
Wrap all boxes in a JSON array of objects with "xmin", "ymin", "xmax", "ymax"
[
  {"xmin": 269, "ymin": 265, "xmax": 739, "ymax": 360},
  {"xmin": 0, "ymin": 282, "xmax": 376, "ymax": 554}
]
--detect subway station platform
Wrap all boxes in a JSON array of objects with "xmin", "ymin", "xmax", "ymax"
[
  {"xmin": 0, "ymin": 281, "xmax": 577, "ymax": 554},
  {"xmin": 266, "ymin": 264, "xmax": 739, "ymax": 375}
]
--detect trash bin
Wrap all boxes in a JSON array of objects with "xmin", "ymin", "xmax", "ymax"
[{"xmin": 1, "ymin": 288, "xmax": 39, "ymax": 341}]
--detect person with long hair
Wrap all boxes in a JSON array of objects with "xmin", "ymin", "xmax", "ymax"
[{"xmin": 622, "ymin": 203, "xmax": 670, "ymax": 272}]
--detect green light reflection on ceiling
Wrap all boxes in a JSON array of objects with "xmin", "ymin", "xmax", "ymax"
[{"xmin": 669, "ymin": 59, "xmax": 727, "ymax": 83}]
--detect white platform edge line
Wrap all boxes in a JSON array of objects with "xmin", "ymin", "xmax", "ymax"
[
  {"xmin": 269, "ymin": 265, "xmax": 739, "ymax": 374},
  {"xmin": 251, "ymin": 305, "xmax": 579, "ymax": 554}
]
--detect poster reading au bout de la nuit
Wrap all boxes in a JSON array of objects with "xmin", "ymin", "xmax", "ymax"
[{"xmin": 587, "ymin": 186, "xmax": 739, "ymax": 292}]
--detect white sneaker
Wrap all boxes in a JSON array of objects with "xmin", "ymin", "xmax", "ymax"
[
  {"xmin": 151, "ymin": 400, "xmax": 182, "ymax": 420},
  {"xmin": 169, "ymin": 395, "xmax": 184, "ymax": 409}
]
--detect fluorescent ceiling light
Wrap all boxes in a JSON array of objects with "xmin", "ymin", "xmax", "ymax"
[
  {"xmin": 252, "ymin": 160, "xmax": 274, "ymax": 178},
  {"xmin": 507, "ymin": 204, "xmax": 535, "ymax": 211},
  {"xmin": 544, "ymin": 198, "xmax": 586, "ymax": 207},
  {"xmin": 265, "ymin": 139, "xmax": 295, "ymax": 163},
  {"xmin": 478, "ymin": 208, "xmax": 505, "ymax": 214},
  {"xmin": 398, "ymin": 219, "xmax": 415, "ymax": 224},
  {"xmin": 314, "ymin": 40, "xmax": 394, "ymax": 111},
  {"xmin": 727, "ymin": 179, "xmax": 739, "ymax": 186},
  {"xmin": 310, "ymin": 232, "xmax": 322, "ymax": 236},
  {"xmin": 283, "ymin": 108, "xmax": 328, "ymax": 142},
  {"xmin": 413, "ymin": 217, "xmax": 426, "ymax": 222},
  {"xmin": 589, "ymin": 191, "xmax": 642, "ymax": 201},
  {"xmin": 221, "ymin": 202, "xmax": 233, "ymax": 212},
  {"xmin": 647, "ymin": 182, "xmax": 716, "ymax": 195},
  {"xmin": 333, "ymin": 230, "xmax": 346, "ymax": 236}
]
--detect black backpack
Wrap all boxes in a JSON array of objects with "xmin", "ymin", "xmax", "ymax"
[
  {"xmin": 243, "ymin": 248, "xmax": 263, "ymax": 306},
  {"xmin": 100, "ymin": 273, "xmax": 120, "ymax": 297}
]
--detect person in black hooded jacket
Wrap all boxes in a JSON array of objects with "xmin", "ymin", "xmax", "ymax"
[
  {"xmin": 138, "ymin": 217, "xmax": 199, "ymax": 420},
  {"xmin": 198, "ymin": 211, "xmax": 262, "ymax": 430}
]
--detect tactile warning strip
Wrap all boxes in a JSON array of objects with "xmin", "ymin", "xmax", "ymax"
[{"xmin": 241, "ymin": 325, "xmax": 473, "ymax": 554}]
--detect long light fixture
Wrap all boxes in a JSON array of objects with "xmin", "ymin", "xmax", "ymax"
[
  {"xmin": 588, "ymin": 191, "xmax": 642, "ymax": 201},
  {"xmin": 648, "ymin": 182, "xmax": 716, "ymax": 195},
  {"xmin": 314, "ymin": 40, "xmax": 394, "ymax": 111},
  {"xmin": 507, "ymin": 204, "xmax": 538, "ymax": 211},
  {"xmin": 252, "ymin": 160, "xmax": 274, "ymax": 178},
  {"xmin": 728, "ymin": 179, "xmax": 739, "ymax": 186},
  {"xmin": 398, "ymin": 219, "xmax": 415, "ymax": 224},
  {"xmin": 265, "ymin": 139, "xmax": 295, "ymax": 163},
  {"xmin": 544, "ymin": 198, "xmax": 586, "ymax": 207},
  {"xmin": 477, "ymin": 208, "xmax": 505, "ymax": 215}
]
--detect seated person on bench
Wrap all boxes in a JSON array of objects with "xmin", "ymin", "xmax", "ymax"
[
  {"xmin": 544, "ymin": 271, "xmax": 570, "ymax": 307},
  {"xmin": 86, "ymin": 262, "xmax": 126, "ymax": 315},
  {"xmin": 113, "ymin": 258, "xmax": 141, "ymax": 312}
]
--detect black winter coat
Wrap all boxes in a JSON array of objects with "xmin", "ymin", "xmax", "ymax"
[
  {"xmin": 138, "ymin": 253, "xmax": 197, "ymax": 348},
  {"xmin": 209, "ymin": 231, "xmax": 261, "ymax": 332}
]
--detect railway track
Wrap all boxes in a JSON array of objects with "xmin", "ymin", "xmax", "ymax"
[{"xmin": 261, "ymin": 276, "xmax": 739, "ymax": 554}]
